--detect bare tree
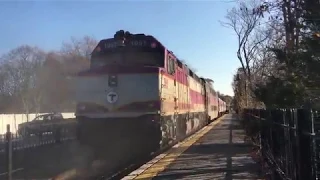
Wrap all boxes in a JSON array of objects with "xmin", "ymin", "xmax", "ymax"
[
  {"xmin": 0, "ymin": 35, "xmax": 98, "ymax": 114},
  {"xmin": 0, "ymin": 64, "xmax": 12, "ymax": 113},
  {"xmin": 0, "ymin": 45, "xmax": 46, "ymax": 119},
  {"xmin": 222, "ymin": 0, "xmax": 271, "ymax": 81},
  {"xmin": 61, "ymin": 35, "xmax": 98, "ymax": 60},
  {"xmin": 60, "ymin": 35, "xmax": 97, "ymax": 75},
  {"xmin": 38, "ymin": 52, "xmax": 72, "ymax": 112}
]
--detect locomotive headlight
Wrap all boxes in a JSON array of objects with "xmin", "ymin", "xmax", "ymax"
[{"xmin": 108, "ymin": 75, "xmax": 118, "ymax": 87}]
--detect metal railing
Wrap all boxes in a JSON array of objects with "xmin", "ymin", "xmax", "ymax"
[
  {"xmin": 0, "ymin": 124, "xmax": 77, "ymax": 180},
  {"xmin": 243, "ymin": 108, "xmax": 320, "ymax": 180}
]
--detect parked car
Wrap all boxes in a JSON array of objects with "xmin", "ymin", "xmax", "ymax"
[{"xmin": 18, "ymin": 113, "xmax": 76, "ymax": 137}]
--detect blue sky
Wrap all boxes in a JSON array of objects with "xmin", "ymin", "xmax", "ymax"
[{"xmin": 0, "ymin": 1, "xmax": 240, "ymax": 96}]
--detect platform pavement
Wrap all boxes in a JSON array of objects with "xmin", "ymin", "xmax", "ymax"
[{"xmin": 124, "ymin": 114, "xmax": 263, "ymax": 180}]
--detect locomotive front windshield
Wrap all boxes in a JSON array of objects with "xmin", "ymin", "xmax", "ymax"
[{"xmin": 91, "ymin": 37, "xmax": 165, "ymax": 69}]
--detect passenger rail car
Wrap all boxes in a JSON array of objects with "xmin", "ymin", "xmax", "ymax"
[{"xmin": 75, "ymin": 30, "xmax": 227, "ymax": 170}]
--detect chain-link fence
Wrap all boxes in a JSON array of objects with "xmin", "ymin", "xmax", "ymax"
[{"xmin": 243, "ymin": 108, "xmax": 320, "ymax": 180}]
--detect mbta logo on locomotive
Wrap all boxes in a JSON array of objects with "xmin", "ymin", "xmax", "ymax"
[{"xmin": 106, "ymin": 91, "xmax": 118, "ymax": 104}]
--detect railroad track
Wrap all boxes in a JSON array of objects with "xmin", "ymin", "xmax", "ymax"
[
  {"xmin": 101, "ymin": 124, "xmax": 217, "ymax": 180},
  {"xmin": 104, "ymin": 142, "xmax": 174, "ymax": 180},
  {"xmin": 53, "ymin": 133, "xmax": 196, "ymax": 180},
  {"xmin": 54, "ymin": 117, "xmax": 225, "ymax": 180}
]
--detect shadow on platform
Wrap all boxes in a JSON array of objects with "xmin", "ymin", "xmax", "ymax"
[{"xmin": 146, "ymin": 114, "xmax": 263, "ymax": 180}]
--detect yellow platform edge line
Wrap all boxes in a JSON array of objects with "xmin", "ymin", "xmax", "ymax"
[{"xmin": 126, "ymin": 114, "xmax": 226, "ymax": 180}]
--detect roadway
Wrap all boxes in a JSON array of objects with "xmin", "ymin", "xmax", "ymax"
[{"xmin": 123, "ymin": 114, "xmax": 263, "ymax": 180}]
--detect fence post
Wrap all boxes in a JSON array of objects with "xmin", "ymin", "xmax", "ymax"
[
  {"xmin": 5, "ymin": 124, "xmax": 12, "ymax": 180},
  {"xmin": 287, "ymin": 109, "xmax": 298, "ymax": 180},
  {"xmin": 297, "ymin": 109, "xmax": 317, "ymax": 180},
  {"xmin": 308, "ymin": 110, "xmax": 317, "ymax": 180},
  {"xmin": 294, "ymin": 109, "xmax": 302, "ymax": 180}
]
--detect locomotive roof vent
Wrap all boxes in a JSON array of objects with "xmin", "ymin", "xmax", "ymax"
[
  {"xmin": 114, "ymin": 30, "xmax": 126, "ymax": 39},
  {"xmin": 114, "ymin": 30, "xmax": 147, "ymax": 40},
  {"xmin": 135, "ymin": 33, "xmax": 146, "ymax": 37}
]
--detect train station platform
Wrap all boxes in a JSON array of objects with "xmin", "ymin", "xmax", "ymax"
[{"xmin": 123, "ymin": 114, "xmax": 263, "ymax": 180}]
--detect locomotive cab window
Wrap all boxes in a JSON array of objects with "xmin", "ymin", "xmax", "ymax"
[
  {"xmin": 91, "ymin": 51, "xmax": 164, "ymax": 68},
  {"xmin": 167, "ymin": 56, "xmax": 175, "ymax": 75},
  {"xmin": 189, "ymin": 69, "xmax": 194, "ymax": 77},
  {"xmin": 91, "ymin": 38, "xmax": 165, "ymax": 69},
  {"xmin": 177, "ymin": 60, "xmax": 183, "ymax": 69}
]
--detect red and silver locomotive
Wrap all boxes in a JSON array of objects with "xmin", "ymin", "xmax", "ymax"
[{"xmin": 75, "ymin": 30, "xmax": 227, "ymax": 167}]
